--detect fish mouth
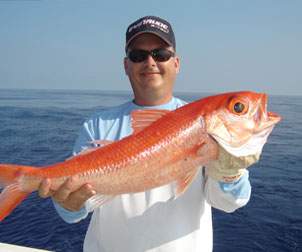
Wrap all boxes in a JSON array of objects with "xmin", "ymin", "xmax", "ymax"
[
  {"xmin": 268, "ymin": 111, "xmax": 281, "ymax": 124},
  {"xmin": 255, "ymin": 94, "xmax": 281, "ymax": 132}
]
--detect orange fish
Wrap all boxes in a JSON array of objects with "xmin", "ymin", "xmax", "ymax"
[{"xmin": 0, "ymin": 91, "xmax": 281, "ymax": 221}]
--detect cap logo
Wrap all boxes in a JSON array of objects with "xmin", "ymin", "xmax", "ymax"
[{"xmin": 128, "ymin": 18, "xmax": 169, "ymax": 34}]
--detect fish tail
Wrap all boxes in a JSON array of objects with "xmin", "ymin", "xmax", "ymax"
[{"xmin": 0, "ymin": 164, "xmax": 35, "ymax": 221}]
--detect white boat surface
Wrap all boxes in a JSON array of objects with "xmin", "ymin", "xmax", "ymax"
[{"xmin": 0, "ymin": 243, "xmax": 52, "ymax": 252}]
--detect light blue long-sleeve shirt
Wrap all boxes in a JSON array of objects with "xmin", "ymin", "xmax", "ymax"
[{"xmin": 53, "ymin": 97, "xmax": 251, "ymax": 252}]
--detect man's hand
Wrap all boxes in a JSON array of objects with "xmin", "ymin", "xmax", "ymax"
[
  {"xmin": 206, "ymin": 146, "xmax": 261, "ymax": 183},
  {"xmin": 38, "ymin": 177, "xmax": 96, "ymax": 212}
]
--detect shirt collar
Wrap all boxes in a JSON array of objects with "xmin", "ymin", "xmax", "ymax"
[{"xmin": 130, "ymin": 97, "xmax": 176, "ymax": 111}]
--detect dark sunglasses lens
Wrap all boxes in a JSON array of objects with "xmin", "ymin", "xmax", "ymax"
[
  {"xmin": 128, "ymin": 50, "xmax": 149, "ymax": 63},
  {"xmin": 128, "ymin": 49, "xmax": 174, "ymax": 63},
  {"xmin": 152, "ymin": 49, "xmax": 174, "ymax": 62}
]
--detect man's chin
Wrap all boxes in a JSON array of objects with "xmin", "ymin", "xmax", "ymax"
[{"xmin": 141, "ymin": 80, "xmax": 163, "ymax": 90}]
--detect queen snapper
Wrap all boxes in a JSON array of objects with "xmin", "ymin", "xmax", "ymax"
[{"xmin": 0, "ymin": 91, "xmax": 281, "ymax": 221}]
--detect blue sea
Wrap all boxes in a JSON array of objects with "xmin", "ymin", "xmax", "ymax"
[{"xmin": 0, "ymin": 89, "xmax": 301, "ymax": 252}]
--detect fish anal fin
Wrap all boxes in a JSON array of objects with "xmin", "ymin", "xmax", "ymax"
[
  {"xmin": 85, "ymin": 194, "xmax": 115, "ymax": 212},
  {"xmin": 131, "ymin": 109, "xmax": 170, "ymax": 134}
]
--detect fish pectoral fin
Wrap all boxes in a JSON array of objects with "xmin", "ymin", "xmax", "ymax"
[
  {"xmin": 85, "ymin": 194, "xmax": 115, "ymax": 212},
  {"xmin": 131, "ymin": 109, "xmax": 170, "ymax": 134},
  {"xmin": 195, "ymin": 136, "xmax": 219, "ymax": 162},
  {"xmin": 175, "ymin": 168, "xmax": 199, "ymax": 198}
]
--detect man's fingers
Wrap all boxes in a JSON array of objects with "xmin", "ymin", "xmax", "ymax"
[
  {"xmin": 75, "ymin": 184, "xmax": 96, "ymax": 202},
  {"xmin": 70, "ymin": 184, "xmax": 96, "ymax": 202},
  {"xmin": 39, "ymin": 176, "xmax": 96, "ymax": 211},
  {"xmin": 61, "ymin": 184, "xmax": 96, "ymax": 211},
  {"xmin": 38, "ymin": 178, "xmax": 52, "ymax": 198},
  {"xmin": 52, "ymin": 176, "xmax": 77, "ymax": 203}
]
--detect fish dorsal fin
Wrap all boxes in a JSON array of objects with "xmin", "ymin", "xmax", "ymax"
[
  {"xmin": 90, "ymin": 140, "xmax": 114, "ymax": 147},
  {"xmin": 79, "ymin": 140, "xmax": 114, "ymax": 155},
  {"xmin": 66, "ymin": 140, "xmax": 114, "ymax": 160},
  {"xmin": 131, "ymin": 109, "xmax": 170, "ymax": 134}
]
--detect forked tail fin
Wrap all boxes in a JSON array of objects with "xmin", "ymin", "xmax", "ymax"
[{"xmin": 0, "ymin": 164, "xmax": 35, "ymax": 221}]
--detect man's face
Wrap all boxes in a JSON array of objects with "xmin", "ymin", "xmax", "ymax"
[{"xmin": 124, "ymin": 33, "xmax": 180, "ymax": 106}]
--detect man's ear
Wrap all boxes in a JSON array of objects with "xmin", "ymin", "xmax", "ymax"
[
  {"xmin": 124, "ymin": 57, "xmax": 129, "ymax": 76},
  {"xmin": 174, "ymin": 56, "xmax": 180, "ymax": 74}
]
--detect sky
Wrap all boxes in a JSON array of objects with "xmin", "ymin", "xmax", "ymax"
[{"xmin": 0, "ymin": 0, "xmax": 301, "ymax": 95}]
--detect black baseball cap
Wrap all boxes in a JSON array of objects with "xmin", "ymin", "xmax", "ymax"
[{"xmin": 125, "ymin": 16, "xmax": 176, "ymax": 52}]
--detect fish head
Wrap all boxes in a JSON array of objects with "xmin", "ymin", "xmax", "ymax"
[{"xmin": 205, "ymin": 91, "xmax": 281, "ymax": 156}]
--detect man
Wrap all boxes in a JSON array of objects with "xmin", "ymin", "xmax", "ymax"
[{"xmin": 39, "ymin": 16, "xmax": 254, "ymax": 252}]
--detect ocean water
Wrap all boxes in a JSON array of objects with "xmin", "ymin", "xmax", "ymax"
[{"xmin": 0, "ymin": 89, "xmax": 301, "ymax": 252}]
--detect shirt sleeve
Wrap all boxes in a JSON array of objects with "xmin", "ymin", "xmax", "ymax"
[
  {"xmin": 52, "ymin": 120, "xmax": 95, "ymax": 223},
  {"xmin": 53, "ymin": 201, "xmax": 90, "ymax": 224},
  {"xmin": 204, "ymin": 169, "xmax": 251, "ymax": 213}
]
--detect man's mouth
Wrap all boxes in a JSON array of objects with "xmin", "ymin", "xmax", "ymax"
[{"xmin": 141, "ymin": 72, "xmax": 160, "ymax": 75}]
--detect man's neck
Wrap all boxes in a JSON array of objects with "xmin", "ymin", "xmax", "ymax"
[{"xmin": 133, "ymin": 94, "xmax": 173, "ymax": 106}]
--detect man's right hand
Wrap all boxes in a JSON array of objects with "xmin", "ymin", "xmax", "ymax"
[{"xmin": 38, "ymin": 177, "xmax": 96, "ymax": 212}]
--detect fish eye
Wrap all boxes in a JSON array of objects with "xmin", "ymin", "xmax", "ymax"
[
  {"xmin": 228, "ymin": 97, "xmax": 249, "ymax": 115},
  {"xmin": 234, "ymin": 102, "xmax": 245, "ymax": 113}
]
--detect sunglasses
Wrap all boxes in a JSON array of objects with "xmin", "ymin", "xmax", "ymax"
[{"xmin": 127, "ymin": 48, "xmax": 175, "ymax": 63}]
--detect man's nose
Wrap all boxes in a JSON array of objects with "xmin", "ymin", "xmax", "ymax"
[{"xmin": 144, "ymin": 54, "xmax": 157, "ymax": 66}]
